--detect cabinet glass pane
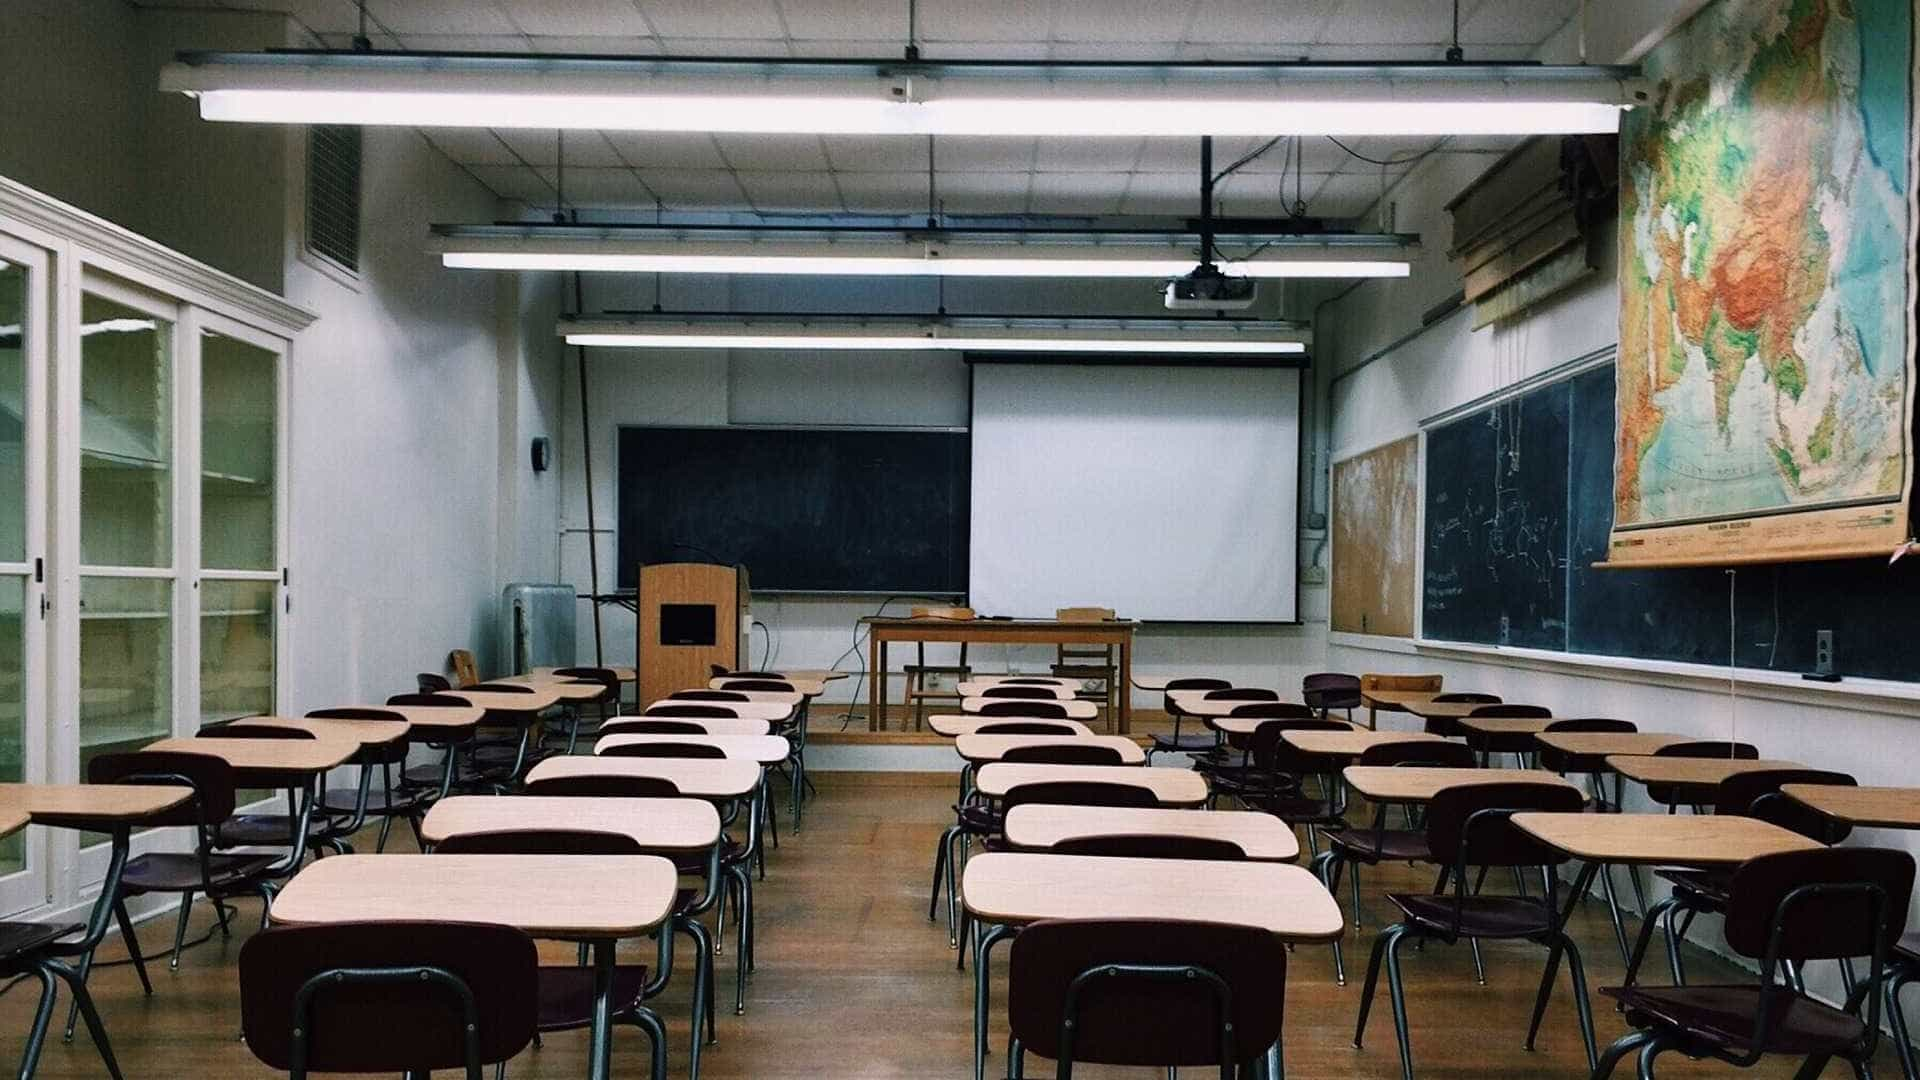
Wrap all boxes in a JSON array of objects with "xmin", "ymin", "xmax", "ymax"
[
  {"xmin": 0, "ymin": 579, "xmax": 23, "ymax": 875},
  {"xmin": 0, "ymin": 259, "xmax": 24, "ymax": 564},
  {"xmin": 80, "ymin": 293, "xmax": 172, "ymax": 568},
  {"xmin": 79, "ymin": 577, "xmax": 171, "ymax": 777},
  {"xmin": 201, "ymin": 578, "xmax": 274, "ymax": 724},
  {"xmin": 201, "ymin": 332, "xmax": 275, "ymax": 570}
]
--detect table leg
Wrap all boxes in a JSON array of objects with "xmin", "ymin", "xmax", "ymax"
[
  {"xmin": 972, "ymin": 923, "xmax": 1014, "ymax": 1080},
  {"xmin": 588, "ymin": 938, "xmax": 616, "ymax": 1080},
  {"xmin": 1117, "ymin": 635, "xmax": 1133, "ymax": 735},
  {"xmin": 868, "ymin": 632, "xmax": 883, "ymax": 732}
]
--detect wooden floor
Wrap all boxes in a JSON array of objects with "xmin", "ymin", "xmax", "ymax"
[{"xmin": 2, "ymin": 777, "xmax": 1899, "ymax": 1078}]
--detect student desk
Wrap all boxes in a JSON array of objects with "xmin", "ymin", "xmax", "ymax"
[
  {"xmin": 709, "ymin": 678, "xmax": 826, "ymax": 698},
  {"xmin": 0, "ymin": 806, "xmax": 25, "ymax": 839},
  {"xmin": 1458, "ymin": 715, "xmax": 1554, "ymax": 736},
  {"xmin": 1002, "ymin": 805, "xmax": 1299, "ymax": 861},
  {"xmin": 617, "ymin": 716, "xmax": 770, "ymax": 737},
  {"xmin": 954, "ymin": 681, "xmax": 1075, "ymax": 699},
  {"xmin": 1781, "ymin": 785, "xmax": 1920, "ymax": 830},
  {"xmin": 967, "ymin": 675, "xmax": 1078, "ymax": 687},
  {"xmin": 953, "ymin": 734, "xmax": 1144, "ymax": 766},
  {"xmin": 244, "ymin": 715, "xmax": 409, "ymax": 748},
  {"xmin": 862, "ymin": 616, "xmax": 1137, "ymax": 732},
  {"xmin": 595, "ymin": 733, "xmax": 788, "ymax": 765},
  {"xmin": 532, "ymin": 665, "xmax": 638, "ymax": 684},
  {"xmin": 972, "ymin": 763, "xmax": 1207, "ymax": 806},
  {"xmin": 273, "ymin": 853, "xmax": 678, "ymax": 1080},
  {"xmin": 497, "ymin": 674, "xmax": 609, "ymax": 698},
  {"xmin": 1164, "ymin": 689, "xmax": 1281, "ymax": 713},
  {"xmin": 1606, "ymin": 756, "xmax": 1804, "ymax": 805},
  {"xmin": 329, "ymin": 702, "xmax": 486, "ymax": 732},
  {"xmin": 526, "ymin": 756, "xmax": 761, "ymax": 801},
  {"xmin": 147, "ymin": 736, "xmax": 357, "ymax": 866},
  {"xmin": 958, "ymin": 696, "xmax": 1099, "ymax": 719},
  {"xmin": 644, "ymin": 699, "xmax": 794, "ymax": 723},
  {"xmin": 927, "ymin": 715, "xmax": 1094, "ymax": 737},
  {"xmin": 421, "ymin": 795, "xmax": 721, "ymax": 853},
  {"xmin": 960, "ymin": 852, "xmax": 1340, "ymax": 1080},
  {"xmin": 1210, "ymin": 713, "xmax": 1359, "ymax": 736},
  {"xmin": 682, "ymin": 689, "xmax": 802, "ymax": 710},
  {"xmin": 1533, "ymin": 732, "xmax": 1687, "ymax": 760},
  {"xmin": 1281, "ymin": 729, "xmax": 1443, "ymax": 759},
  {"xmin": 1342, "ymin": 766, "xmax": 1577, "ymax": 804}
]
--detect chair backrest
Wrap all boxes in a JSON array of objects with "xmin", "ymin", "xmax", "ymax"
[
  {"xmin": 1003, "ymin": 743, "xmax": 1126, "ymax": 766},
  {"xmin": 448, "ymin": 650, "xmax": 479, "ymax": 687},
  {"xmin": 1053, "ymin": 834, "xmax": 1247, "ymax": 860},
  {"xmin": 599, "ymin": 741, "xmax": 726, "ymax": 759},
  {"xmin": 1541, "ymin": 718, "xmax": 1637, "ymax": 734},
  {"xmin": 1164, "ymin": 677, "xmax": 1231, "ymax": 693},
  {"xmin": 524, "ymin": 774, "xmax": 682, "ymax": 798},
  {"xmin": 1466, "ymin": 703, "xmax": 1552, "ymax": 719},
  {"xmin": 1716, "ymin": 769, "xmax": 1858, "ymax": 842},
  {"xmin": 1243, "ymin": 718, "xmax": 1351, "ymax": 772},
  {"xmin": 201, "ymin": 722, "xmax": 314, "ymax": 740},
  {"xmin": 1226, "ymin": 702, "xmax": 1317, "ymax": 721},
  {"xmin": 670, "ymin": 689, "xmax": 749, "ymax": 702},
  {"xmin": 433, "ymin": 829, "xmax": 643, "ymax": 856},
  {"xmin": 1007, "ymin": 918, "xmax": 1286, "ymax": 1069},
  {"xmin": 387, "ymin": 692, "xmax": 473, "ymax": 708},
  {"xmin": 1204, "ymin": 688, "xmax": 1279, "ymax": 702},
  {"xmin": 553, "ymin": 667, "xmax": 619, "ymax": 696},
  {"xmin": 1723, "ymin": 848, "xmax": 1915, "ymax": 963},
  {"xmin": 982, "ymin": 685, "xmax": 1057, "ymax": 700},
  {"xmin": 464, "ymin": 682, "xmax": 535, "ymax": 694},
  {"xmin": 602, "ymin": 719, "xmax": 707, "ymax": 736},
  {"xmin": 416, "ymin": 672, "xmax": 453, "ymax": 694},
  {"xmin": 1425, "ymin": 781, "xmax": 1586, "ymax": 869},
  {"xmin": 1301, "ymin": 673, "xmax": 1363, "ymax": 711},
  {"xmin": 644, "ymin": 703, "xmax": 738, "ymax": 718},
  {"xmin": 87, "ymin": 750, "xmax": 239, "ymax": 828},
  {"xmin": 1002, "ymin": 677, "xmax": 1066, "ymax": 685},
  {"xmin": 715, "ymin": 679, "xmax": 795, "ymax": 692},
  {"xmin": 979, "ymin": 701, "xmax": 1070, "ymax": 718},
  {"xmin": 1003, "ymin": 781, "xmax": 1161, "ymax": 811},
  {"xmin": 308, "ymin": 707, "xmax": 406, "ymax": 722},
  {"xmin": 1431, "ymin": 692, "xmax": 1501, "ymax": 704},
  {"xmin": 975, "ymin": 721, "xmax": 1080, "ymax": 736},
  {"xmin": 240, "ymin": 921, "xmax": 536, "ymax": 1074},
  {"xmin": 1356, "ymin": 741, "xmax": 1478, "ymax": 769},
  {"xmin": 1657, "ymin": 740, "xmax": 1760, "ymax": 759}
]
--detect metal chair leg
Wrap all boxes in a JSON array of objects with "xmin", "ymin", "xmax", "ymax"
[
  {"xmin": 47, "ymin": 957, "xmax": 125, "ymax": 1080},
  {"xmin": 110, "ymin": 899, "xmax": 151, "ymax": 995},
  {"xmin": 629, "ymin": 1006, "xmax": 669, "ymax": 1080},
  {"xmin": 1886, "ymin": 973, "xmax": 1918, "ymax": 1080},
  {"xmin": 1561, "ymin": 934, "xmax": 1599, "ymax": 1070},
  {"xmin": 15, "ymin": 965, "xmax": 58, "ymax": 1080},
  {"xmin": 1590, "ymin": 1030, "xmax": 1654, "ymax": 1080},
  {"xmin": 930, "ymin": 825, "xmax": 955, "ymax": 922},
  {"xmin": 1351, "ymin": 926, "xmax": 1396, "ymax": 1049},
  {"xmin": 1382, "ymin": 928, "xmax": 1417, "ymax": 1080},
  {"xmin": 1524, "ymin": 939, "xmax": 1567, "ymax": 1051},
  {"xmin": 169, "ymin": 892, "xmax": 195, "ymax": 970},
  {"xmin": 1636, "ymin": 1038, "xmax": 1666, "ymax": 1079},
  {"xmin": 1597, "ymin": 863, "xmax": 1632, "ymax": 966}
]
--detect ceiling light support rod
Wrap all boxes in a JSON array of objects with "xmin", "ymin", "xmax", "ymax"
[
  {"xmin": 554, "ymin": 128, "xmax": 567, "ymax": 223},
  {"xmin": 1199, "ymin": 135, "xmax": 1216, "ymax": 269},
  {"xmin": 352, "ymin": 0, "xmax": 371, "ymax": 51},
  {"xmin": 904, "ymin": 0, "xmax": 921, "ymax": 61},
  {"xmin": 1447, "ymin": 0, "xmax": 1464, "ymax": 63}
]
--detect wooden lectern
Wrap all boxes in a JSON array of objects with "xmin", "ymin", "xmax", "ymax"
[{"xmin": 636, "ymin": 563, "xmax": 750, "ymax": 706}]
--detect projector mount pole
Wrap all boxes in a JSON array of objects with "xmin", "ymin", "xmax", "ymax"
[{"xmin": 1198, "ymin": 135, "xmax": 1216, "ymax": 270}]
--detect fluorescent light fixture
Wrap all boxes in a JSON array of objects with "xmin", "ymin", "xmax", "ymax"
[
  {"xmin": 558, "ymin": 317, "xmax": 1309, "ymax": 356},
  {"xmin": 162, "ymin": 53, "xmax": 1646, "ymax": 137},
  {"xmin": 430, "ymin": 226, "xmax": 1415, "ymax": 280}
]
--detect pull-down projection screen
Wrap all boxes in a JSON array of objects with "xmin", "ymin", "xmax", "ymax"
[{"xmin": 968, "ymin": 361, "xmax": 1300, "ymax": 622}]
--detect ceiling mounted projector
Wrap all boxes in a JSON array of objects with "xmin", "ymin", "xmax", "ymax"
[{"xmin": 1166, "ymin": 265, "xmax": 1258, "ymax": 311}]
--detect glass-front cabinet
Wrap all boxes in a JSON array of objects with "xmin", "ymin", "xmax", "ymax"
[{"xmin": 0, "ymin": 176, "xmax": 307, "ymax": 916}]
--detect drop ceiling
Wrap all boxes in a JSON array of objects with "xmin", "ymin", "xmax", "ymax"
[{"xmin": 140, "ymin": 0, "xmax": 1584, "ymax": 219}]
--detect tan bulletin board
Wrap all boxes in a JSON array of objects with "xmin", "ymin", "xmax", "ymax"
[{"xmin": 1331, "ymin": 435, "xmax": 1419, "ymax": 637}]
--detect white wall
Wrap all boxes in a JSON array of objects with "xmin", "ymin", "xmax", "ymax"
[{"xmin": 553, "ymin": 271, "xmax": 1330, "ymax": 714}]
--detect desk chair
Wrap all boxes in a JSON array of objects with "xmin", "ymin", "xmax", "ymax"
[
  {"xmin": 1533, "ymin": 718, "xmax": 1646, "ymax": 963},
  {"xmin": 548, "ymin": 666, "xmax": 622, "ymax": 752},
  {"xmin": 1147, "ymin": 677, "xmax": 1232, "ymax": 763},
  {"xmin": 432, "ymin": 831, "xmax": 671, "ymax": 1080},
  {"xmin": 201, "ymin": 724, "xmax": 359, "ymax": 858},
  {"xmin": 602, "ymin": 719, "xmax": 708, "ymax": 736},
  {"xmin": 1052, "ymin": 834, "xmax": 1248, "ymax": 860},
  {"xmin": 1303, "ymin": 673, "xmax": 1363, "ymax": 724},
  {"xmin": 386, "ymin": 692, "xmax": 486, "ymax": 798},
  {"xmin": 710, "ymin": 681, "xmax": 812, "ymax": 830},
  {"xmin": 975, "ymin": 721, "xmax": 1081, "ymax": 736},
  {"xmin": 449, "ymin": 648, "xmax": 480, "ymax": 688},
  {"xmin": 1422, "ymin": 692, "xmax": 1501, "ymax": 738},
  {"xmin": 980, "ymin": 685, "xmax": 1062, "ymax": 700},
  {"xmin": 1644, "ymin": 741, "xmax": 1760, "ymax": 814},
  {"xmin": 1597, "ymin": 847, "xmax": 1914, "ymax": 1080},
  {"xmin": 600, "ymin": 741, "xmax": 727, "ymax": 759},
  {"xmin": 239, "ymin": 921, "xmax": 537, "ymax": 1080},
  {"xmin": 1193, "ymin": 701, "xmax": 1312, "ymax": 787},
  {"xmin": 1463, "ymin": 703, "xmax": 1552, "ymax": 768},
  {"xmin": 1006, "ymin": 919, "xmax": 1288, "ymax": 1080},
  {"xmin": 308, "ymin": 707, "xmax": 429, "ymax": 853},
  {"xmin": 0, "ymin": 913, "xmax": 124, "ymax": 1079},
  {"xmin": 1353, "ymin": 781, "xmax": 1595, "ymax": 1080},
  {"xmin": 1216, "ymin": 716, "xmax": 1352, "ymax": 855},
  {"xmin": 417, "ymin": 672, "xmax": 453, "ymax": 694},
  {"xmin": 458, "ymin": 682, "xmax": 550, "ymax": 788},
  {"xmin": 1313, "ymin": 740, "xmax": 1478, "ymax": 985},
  {"xmin": 1626, "ymin": 768, "xmax": 1858, "ymax": 992},
  {"xmin": 973, "ymin": 700, "xmax": 1072, "ymax": 719},
  {"xmin": 644, "ymin": 703, "xmax": 741, "ymax": 718}
]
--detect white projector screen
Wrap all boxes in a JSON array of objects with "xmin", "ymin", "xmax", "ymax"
[{"xmin": 968, "ymin": 362, "xmax": 1300, "ymax": 622}]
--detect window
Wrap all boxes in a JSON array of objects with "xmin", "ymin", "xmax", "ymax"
[
  {"xmin": 306, "ymin": 124, "xmax": 362, "ymax": 273},
  {"xmin": 199, "ymin": 328, "xmax": 280, "ymax": 724}
]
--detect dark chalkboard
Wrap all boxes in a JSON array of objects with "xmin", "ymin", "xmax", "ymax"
[
  {"xmin": 616, "ymin": 426, "xmax": 968, "ymax": 594},
  {"xmin": 1424, "ymin": 361, "xmax": 1920, "ymax": 681}
]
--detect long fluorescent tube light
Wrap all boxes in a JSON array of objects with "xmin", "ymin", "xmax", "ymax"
[
  {"xmin": 163, "ymin": 53, "xmax": 1646, "ymax": 137},
  {"xmin": 431, "ymin": 226, "xmax": 1415, "ymax": 279},
  {"xmin": 558, "ymin": 318, "xmax": 1309, "ymax": 356}
]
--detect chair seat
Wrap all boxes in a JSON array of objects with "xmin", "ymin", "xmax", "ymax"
[
  {"xmin": 1473, "ymin": 733, "xmax": 1538, "ymax": 754},
  {"xmin": 1328, "ymin": 827, "xmax": 1431, "ymax": 863},
  {"xmin": 1603, "ymin": 985, "xmax": 1866, "ymax": 1056},
  {"xmin": 319, "ymin": 785, "xmax": 431, "ymax": 816},
  {"xmin": 122, "ymin": 851, "xmax": 279, "ymax": 892},
  {"xmin": 1654, "ymin": 867, "xmax": 1732, "ymax": 906},
  {"xmin": 0, "ymin": 921, "xmax": 81, "ymax": 963},
  {"xmin": 1387, "ymin": 892, "xmax": 1556, "ymax": 939},
  {"xmin": 955, "ymin": 804, "xmax": 1002, "ymax": 835},
  {"xmin": 533, "ymin": 965, "xmax": 651, "ymax": 1031},
  {"xmin": 1149, "ymin": 733, "xmax": 1217, "ymax": 753},
  {"xmin": 1246, "ymin": 793, "xmax": 1342, "ymax": 825},
  {"xmin": 215, "ymin": 814, "xmax": 335, "ymax": 848},
  {"xmin": 670, "ymin": 838, "xmax": 739, "ymax": 875}
]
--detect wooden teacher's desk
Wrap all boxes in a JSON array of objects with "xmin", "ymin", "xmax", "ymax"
[{"xmin": 862, "ymin": 616, "xmax": 1138, "ymax": 732}]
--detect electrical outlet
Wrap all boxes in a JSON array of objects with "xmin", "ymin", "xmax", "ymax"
[
  {"xmin": 1300, "ymin": 565, "xmax": 1327, "ymax": 585},
  {"xmin": 1815, "ymin": 629, "xmax": 1834, "ymax": 675}
]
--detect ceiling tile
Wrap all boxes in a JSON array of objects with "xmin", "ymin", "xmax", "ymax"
[
  {"xmin": 637, "ymin": 168, "xmax": 754, "ymax": 208},
  {"xmin": 640, "ymin": 0, "xmax": 786, "ymax": 38},
  {"xmin": 603, "ymin": 132, "xmax": 729, "ymax": 169},
  {"xmin": 921, "ymin": 39, "xmax": 1053, "ymax": 59},
  {"xmin": 1171, "ymin": 41, "xmax": 1316, "ymax": 60},
  {"xmin": 836, "ymin": 171, "xmax": 931, "ymax": 215},
  {"xmin": 786, "ymin": 38, "xmax": 899, "ymax": 57},
  {"xmin": 463, "ymin": 164, "xmax": 557, "ymax": 204},
  {"xmin": 363, "ymin": 0, "xmax": 521, "ymax": 35},
  {"xmin": 1320, "ymin": 0, "xmax": 1451, "ymax": 44},
  {"xmin": 655, "ymin": 36, "xmax": 793, "ymax": 55},
  {"xmin": 495, "ymin": 129, "xmax": 629, "ymax": 167},
  {"xmin": 711, "ymin": 134, "xmax": 831, "ymax": 170},
  {"xmin": 917, "ymin": 0, "xmax": 1051, "ymax": 43},
  {"xmin": 1050, "ymin": 0, "xmax": 1196, "ymax": 43},
  {"xmin": 538, "ymin": 166, "xmax": 659, "ymax": 206},
  {"xmin": 938, "ymin": 136, "xmax": 1036, "ymax": 172},
  {"xmin": 1045, "ymin": 41, "xmax": 1184, "ymax": 61},
  {"xmin": 422, "ymin": 129, "xmax": 522, "ymax": 167},
  {"xmin": 1460, "ymin": 0, "xmax": 1578, "ymax": 45},
  {"xmin": 1185, "ymin": 0, "xmax": 1336, "ymax": 43},
  {"xmin": 529, "ymin": 35, "xmax": 663, "ymax": 53},
  {"xmin": 378, "ymin": 33, "xmax": 532, "ymax": 50},
  {"xmin": 937, "ymin": 171, "xmax": 1030, "ymax": 214},
  {"xmin": 1305, "ymin": 171, "xmax": 1394, "ymax": 218},
  {"xmin": 824, "ymin": 136, "xmax": 930, "ymax": 172},
  {"xmin": 775, "ymin": 0, "xmax": 908, "ymax": 41},
  {"xmin": 1032, "ymin": 138, "xmax": 1143, "ymax": 172},
  {"xmin": 734, "ymin": 170, "xmax": 843, "ymax": 211},
  {"xmin": 502, "ymin": 0, "xmax": 657, "ymax": 36},
  {"xmin": 1027, "ymin": 171, "xmax": 1127, "ymax": 216}
]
